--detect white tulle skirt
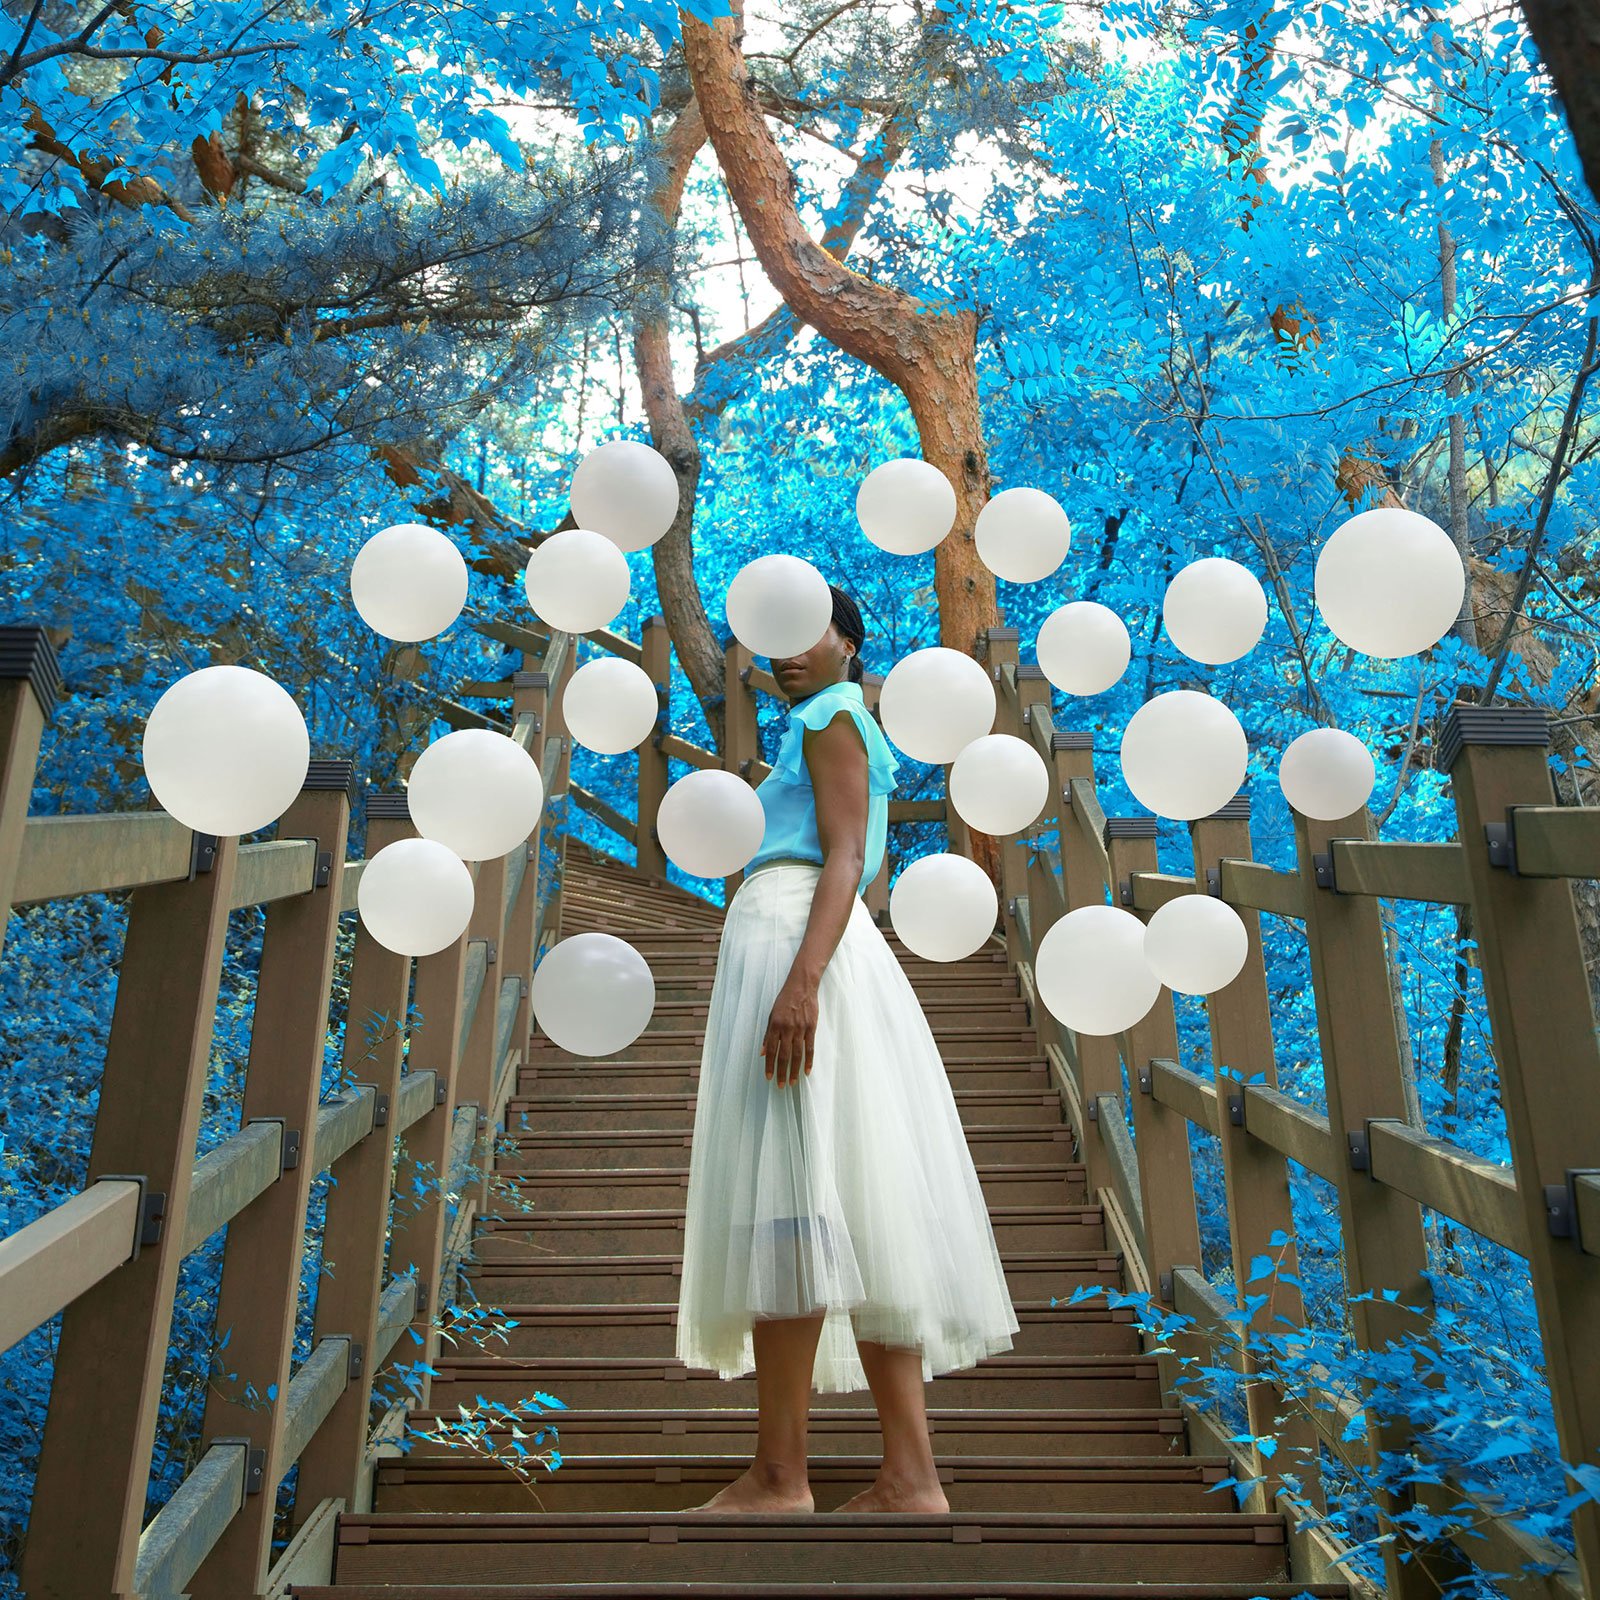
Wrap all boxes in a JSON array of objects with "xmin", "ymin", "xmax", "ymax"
[{"xmin": 675, "ymin": 861, "xmax": 1020, "ymax": 1394}]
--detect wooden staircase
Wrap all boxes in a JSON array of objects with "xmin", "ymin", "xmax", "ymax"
[{"xmin": 295, "ymin": 842, "xmax": 1348, "ymax": 1599}]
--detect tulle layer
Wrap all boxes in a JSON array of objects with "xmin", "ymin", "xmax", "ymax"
[{"xmin": 675, "ymin": 862, "xmax": 1020, "ymax": 1394}]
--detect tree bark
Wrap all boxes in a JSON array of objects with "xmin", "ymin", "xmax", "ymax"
[{"xmin": 1518, "ymin": 0, "xmax": 1600, "ymax": 207}]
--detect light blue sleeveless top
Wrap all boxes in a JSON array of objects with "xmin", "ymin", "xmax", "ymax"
[{"xmin": 744, "ymin": 680, "xmax": 901, "ymax": 898}]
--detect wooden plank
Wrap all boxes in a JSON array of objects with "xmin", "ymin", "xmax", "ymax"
[
  {"xmin": 887, "ymin": 798, "xmax": 947, "ymax": 823},
  {"xmin": 1327, "ymin": 839, "xmax": 1470, "ymax": 903},
  {"xmin": 0, "ymin": 632, "xmax": 54, "ymax": 962},
  {"xmin": 230, "ymin": 837, "xmax": 320, "ymax": 909},
  {"xmin": 570, "ymin": 782, "xmax": 638, "ymax": 845},
  {"xmin": 1217, "ymin": 859, "xmax": 1304, "ymax": 920},
  {"xmin": 658, "ymin": 732, "xmax": 718, "ymax": 771},
  {"xmin": 0, "ymin": 1179, "xmax": 141, "ymax": 1353},
  {"xmin": 1066, "ymin": 778, "xmax": 1112, "ymax": 896},
  {"xmin": 265, "ymin": 1495, "xmax": 344, "ymax": 1597},
  {"xmin": 1238, "ymin": 1084, "xmax": 1339, "ymax": 1181},
  {"xmin": 1511, "ymin": 805, "xmax": 1600, "ymax": 879},
  {"xmin": 636, "ymin": 617, "xmax": 671, "ymax": 879},
  {"xmin": 1366, "ymin": 1119, "xmax": 1526, "ymax": 1254},
  {"xmin": 281, "ymin": 1336, "xmax": 353, "ymax": 1470},
  {"xmin": 1092, "ymin": 1094, "xmax": 1147, "ymax": 1260},
  {"xmin": 132, "ymin": 1442, "xmax": 247, "ymax": 1600},
  {"xmin": 339, "ymin": 857, "xmax": 365, "ymax": 914},
  {"xmin": 1145, "ymin": 1058, "xmax": 1220, "ymax": 1137},
  {"xmin": 308, "ymin": 1086, "xmax": 380, "ymax": 1174},
  {"xmin": 746, "ymin": 663, "xmax": 781, "ymax": 699},
  {"xmin": 184, "ymin": 1119, "xmax": 284, "ymax": 1254},
  {"xmin": 1126, "ymin": 872, "xmax": 1196, "ymax": 912},
  {"xmin": 12, "ymin": 811, "xmax": 192, "ymax": 906},
  {"xmin": 394, "ymin": 1070, "xmax": 438, "ymax": 1133}
]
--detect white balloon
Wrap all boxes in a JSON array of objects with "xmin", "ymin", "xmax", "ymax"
[
  {"xmin": 1036, "ymin": 905, "xmax": 1161, "ymax": 1036},
  {"xmin": 357, "ymin": 838, "xmax": 475, "ymax": 957},
  {"xmin": 856, "ymin": 458, "xmax": 957, "ymax": 556},
  {"xmin": 524, "ymin": 528, "xmax": 631, "ymax": 634},
  {"xmin": 142, "ymin": 665, "xmax": 310, "ymax": 836},
  {"xmin": 1143, "ymin": 894, "xmax": 1249, "ymax": 996},
  {"xmin": 878, "ymin": 647, "xmax": 996, "ymax": 764},
  {"xmin": 530, "ymin": 932, "xmax": 656, "ymax": 1057},
  {"xmin": 349, "ymin": 523, "xmax": 468, "ymax": 642},
  {"xmin": 408, "ymin": 729, "xmax": 544, "ymax": 861},
  {"xmin": 725, "ymin": 554, "xmax": 833, "ymax": 659},
  {"xmin": 949, "ymin": 734, "xmax": 1050, "ymax": 836},
  {"xmin": 656, "ymin": 769, "xmax": 767, "ymax": 877},
  {"xmin": 1279, "ymin": 728, "xmax": 1377, "ymax": 820},
  {"xmin": 1120, "ymin": 690, "xmax": 1248, "ymax": 821},
  {"xmin": 1314, "ymin": 506, "xmax": 1466, "ymax": 658},
  {"xmin": 889, "ymin": 853, "xmax": 998, "ymax": 962},
  {"xmin": 1036, "ymin": 601, "xmax": 1131, "ymax": 696},
  {"xmin": 562, "ymin": 657, "xmax": 660, "ymax": 754},
  {"xmin": 1163, "ymin": 557, "xmax": 1268, "ymax": 665},
  {"xmin": 570, "ymin": 440, "xmax": 680, "ymax": 554},
  {"xmin": 974, "ymin": 487, "xmax": 1072, "ymax": 583}
]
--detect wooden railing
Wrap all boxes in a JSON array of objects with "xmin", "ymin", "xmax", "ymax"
[{"xmin": 0, "ymin": 621, "xmax": 578, "ymax": 1599}]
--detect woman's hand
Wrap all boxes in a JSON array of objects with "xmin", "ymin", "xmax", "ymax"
[{"xmin": 762, "ymin": 975, "xmax": 819, "ymax": 1088}]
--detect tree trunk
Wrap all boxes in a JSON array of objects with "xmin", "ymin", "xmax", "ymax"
[{"xmin": 1518, "ymin": 0, "xmax": 1600, "ymax": 207}]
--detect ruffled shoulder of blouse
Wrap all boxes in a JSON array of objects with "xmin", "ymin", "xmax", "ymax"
[{"xmin": 772, "ymin": 688, "xmax": 899, "ymax": 797}]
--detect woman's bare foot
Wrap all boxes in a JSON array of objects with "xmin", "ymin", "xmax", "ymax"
[
  {"xmin": 832, "ymin": 1468, "xmax": 949, "ymax": 1513},
  {"xmin": 687, "ymin": 1461, "xmax": 814, "ymax": 1514}
]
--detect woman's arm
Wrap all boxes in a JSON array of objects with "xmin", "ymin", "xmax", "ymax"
[{"xmin": 760, "ymin": 712, "xmax": 869, "ymax": 1088}]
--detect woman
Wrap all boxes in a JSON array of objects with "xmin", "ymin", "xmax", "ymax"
[{"xmin": 675, "ymin": 585, "xmax": 1020, "ymax": 1516}]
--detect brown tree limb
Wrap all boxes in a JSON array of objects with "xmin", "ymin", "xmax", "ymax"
[{"xmin": 1517, "ymin": 0, "xmax": 1600, "ymax": 207}]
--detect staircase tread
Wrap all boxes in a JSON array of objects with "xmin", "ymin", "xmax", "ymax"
[{"xmin": 300, "ymin": 1586, "xmax": 1344, "ymax": 1598}]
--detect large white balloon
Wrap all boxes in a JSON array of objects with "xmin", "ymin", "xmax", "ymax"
[
  {"xmin": 562, "ymin": 657, "xmax": 660, "ymax": 754},
  {"xmin": 524, "ymin": 528, "xmax": 631, "ymax": 634},
  {"xmin": 142, "ymin": 665, "xmax": 310, "ymax": 836},
  {"xmin": 1120, "ymin": 690, "xmax": 1248, "ymax": 821},
  {"xmin": 1163, "ymin": 558, "xmax": 1268, "ymax": 665},
  {"xmin": 357, "ymin": 838, "xmax": 475, "ymax": 957},
  {"xmin": 724, "ymin": 554, "xmax": 833, "ymax": 660},
  {"xmin": 949, "ymin": 734, "xmax": 1050, "ymax": 836},
  {"xmin": 889, "ymin": 853, "xmax": 998, "ymax": 962},
  {"xmin": 1036, "ymin": 905, "xmax": 1161, "ymax": 1036},
  {"xmin": 1279, "ymin": 728, "xmax": 1377, "ymax": 820},
  {"xmin": 1036, "ymin": 602, "xmax": 1131, "ymax": 696},
  {"xmin": 350, "ymin": 523, "xmax": 468, "ymax": 642},
  {"xmin": 1314, "ymin": 506, "xmax": 1466, "ymax": 658},
  {"xmin": 1143, "ymin": 895, "xmax": 1249, "ymax": 996},
  {"xmin": 530, "ymin": 932, "xmax": 656, "ymax": 1057},
  {"xmin": 656, "ymin": 769, "xmax": 767, "ymax": 877},
  {"xmin": 407, "ymin": 729, "xmax": 544, "ymax": 861},
  {"xmin": 570, "ymin": 440, "xmax": 680, "ymax": 554},
  {"xmin": 974, "ymin": 487, "xmax": 1072, "ymax": 583},
  {"xmin": 856, "ymin": 458, "xmax": 957, "ymax": 556},
  {"xmin": 878, "ymin": 647, "xmax": 996, "ymax": 763}
]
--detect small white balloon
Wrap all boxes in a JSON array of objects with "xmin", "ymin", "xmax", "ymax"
[
  {"xmin": 357, "ymin": 837, "xmax": 475, "ymax": 957},
  {"xmin": 530, "ymin": 932, "xmax": 656, "ymax": 1057},
  {"xmin": 1143, "ymin": 894, "xmax": 1249, "ymax": 996},
  {"xmin": 349, "ymin": 523, "xmax": 469, "ymax": 642},
  {"xmin": 949, "ymin": 734, "xmax": 1051, "ymax": 836},
  {"xmin": 889, "ymin": 853, "xmax": 999, "ymax": 962},
  {"xmin": 1314, "ymin": 506, "xmax": 1466, "ymax": 658},
  {"xmin": 524, "ymin": 528, "xmax": 631, "ymax": 634},
  {"xmin": 408, "ymin": 729, "xmax": 544, "ymax": 861},
  {"xmin": 1279, "ymin": 728, "xmax": 1377, "ymax": 820},
  {"xmin": 1120, "ymin": 690, "xmax": 1249, "ymax": 821},
  {"xmin": 1036, "ymin": 602, "xmax": 1131, "ymax": 696},
  {"xmin": 142, "ymin": 665, "xmax": 310, "ymax": 836},
  {"xmin": 1163, "ymin": 557, "xmax": 1268, "ymax": 665},
  {"xmin": 878, "ymin": 647, "xmax": 996, "ymax": 764},
  {"xmin": 725, "ymin": 554, "xmax": 833, "ymax": 659},
  {"xmin": 974, "ymin": 487, "xmax": 1072, "ymax": 583},
  {"xmin": 656, "ymin": 769, "xmax": 767, "ymax": 878},
  {"xmin": 1036, "ymin": 905, "xmax": 1161, "ymax": 1036},
  {"xmin": 856, "ymin": 458, "xmax": 957, "ymax": 556},
  {"xmin": 562, "ymin": 657, "xmax": 660, "ymax": 754},
  {"xmin": 570, "ymin": 440, "xmax": 680, "ymax": 554}
]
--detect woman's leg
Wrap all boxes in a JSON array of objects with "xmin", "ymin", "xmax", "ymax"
[
  {"xmin": 831, "ymin": 1338, "xmax": 949, "ymax": 1513},
  {"xmin": 687, "ymin": 1309, "xmax": 826, "ymax": 1512}
]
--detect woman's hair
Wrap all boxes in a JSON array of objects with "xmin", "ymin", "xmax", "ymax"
[{"xmin": 829, "ymin": 585, "xmax": 867, "ymax": 684}]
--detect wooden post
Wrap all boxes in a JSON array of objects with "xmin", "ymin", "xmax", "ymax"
[
  {"xmin": 860, "ymin": 670, "xmax": 890, "ymax": 924},
  {"xmin": 20, "ymin": 833, "xmax": 242, "ymax": 1600},
  {"xmin": 1440, "ymin": 703, "xmax": 1600, "ymax": 1597},
  {"xmin": 455, "ymin": 845, "xmax": 509, "ymax": 1220},
  {"xmin": 1189, "ymin": 797, "xmax": 1324, "ymax": 1519},
  {"xmin": 1292, "ymin": 798, "xmax": 1461, "ymax": 1600},
  {"xmin": 722, "ymin": 634, "xmax": 759, "ymax": 908},
  {"xmin": 291, "ymin": 801, "xmax": 413, "ymax": 1524},
  {"xmin": 549, "ymin": 631, "xmax": 576, "ymax": 801},
  {"xmin": 0, "ymin": 626, "xmax": 60, "ymax": 965},
  {"xmin": 190, "ymin": 766, "xmax": 355, "ymax": 1598},
  {"xmin": 986, "ymin": 628, "xmax": 1050, "ymax": 968},
  {"xmin": 637, "ymin": 616, "xmax": 671, "ymax": 882}
]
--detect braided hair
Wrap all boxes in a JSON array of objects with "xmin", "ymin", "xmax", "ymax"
[{"xmin": 829, "ymin": 585, "xmax": 867, "ymax": 684}]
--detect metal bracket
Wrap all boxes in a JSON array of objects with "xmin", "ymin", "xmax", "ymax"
[
  {"xmin": 413, "ymin": 1276, "xmax": 429, "ymax": 1317},
  {"xmin": 1087, "ymin": 1099, "xmax": 1098, "ymax": 1122},
  {"xmin": 1137, "ymin": 1062, "xmax": 1152, "ymax": 1094},
  {"xmin": 1117, "ymin": 875, "xmax": 1133, "ymax": 907},
  {"xmin": 1349, "ymin": 1116, "xmax": 1407, "ymax": 1179},
  {"xmin": 434, "ymin": 1078, "xmax": 447, "ymax": 1105},
  {"xmin": 353, "ymin": 1085, "xmax": 388, "ymax": 1128},
  {"xmin": 348, "ymin": 1339, "xmax": 365, "ymax": 1380},
  {"xmin": 1204, "ymin": 867, "xmax": 1221, "ymax": 897},
  {"xmin": 1545, "ymin": 1168, "xmax": 1600, "ymax": 1243},
  {"xmin": 1311, "ymin": 851, "xmax": 1338, "ymax": 892},
  {"xmin": 1227, "ymin": 1092, "xmax": 1244, "ymax": 1126},
  {"xmin": 1021, "ymin": 704, "xmax": 1032, "ymax": 725},
  {"xmin": 100, "ymin": 1175, "xmax": 165, "ymax": 1259},
  {"xmin": 1158, "ymin": 1269, "xmax": 1173, "ymax": 1304},
  {"xmin": 484, "ymin": 940, "xmax": 498, "ymax": 967},
  {"xmin": 1484, "ymin": 811, "xmax": 1521, "ymax": 873},
  {"xmin": 738, "ymin": 758, "xmax": 754, "ymax": 778},
  {"xmin": 246, "ymin": 1118, "xmax": 301, "ymax": 1176},
  {"xmin": 187, "ymin": 832, "xmax": 218, "ymax": 879},
  {"xmin": 1006, "ymin": 896, "xmax": 1017, "ymax": 920},
  {"xmin": 211, "ymin": 1436, "xmax": 266, "ymax": 1495},
  {"xmin": 738, "ymin": 664, "xmax": 752, "ymax": 684},
  {"xmin": 314, "ymin": 849, "xmax": 333, "ymax": 889}
]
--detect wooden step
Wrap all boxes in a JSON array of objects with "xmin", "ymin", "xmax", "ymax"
[
  {"xmin": 472, "ymin": 1205, "xmax": 1104, "ymax": 1259},
  {"xmin": 300, "ymin": 1584, "xmax": 1347, "ymax": 1600},
  {"xmin": 525, "ymin": 1028, "xmax": 1043, "ymax": 1066},
  {"xmin": 422, "ymin": 1354, "xmax": 1158, "ymax": 1412},
  {"xmin": 463, "ymin": 1249, "xmax": 1120, "ymax": 1305},
  {"xmin": 639, "ymin": 996, "xmax": 1030, "ymax": 1020},
  {"xmin": 517, "ymin": 1059, "xmax": 1052, "ymax": 1096},
  {"xmin": 369, "ymin": 1450, "xmax": 1234, "ymax": 1514},
  {"xmin": 330, "ymin": 1509, "xmax": 1291, "ymax": 1588},
  {"xmin": 453, "ymin": 1301, "xmax": 1138, "ymax": 1360}
]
